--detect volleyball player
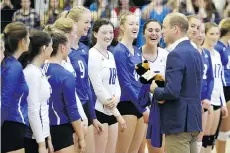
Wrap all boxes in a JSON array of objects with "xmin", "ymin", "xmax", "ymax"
[
  {"xmin": 113, "ymin": 12, "xmax": 148, "ymax": 153},
  {"xmin": 88, "ymin": 19, "xmax": 127, "ymax": 153},
  {"xmin": 19, "ymin": 31, "xmax": 53, "ymax": 153},
  {"xmin": 215, "ymin": 18, "xmax": 230, "ymax": 153},
  {"xmin": 61, "ymin": 7, "xmax": 104, "ymax": 153},
  {"xmin": 187, "ymin": 16, "xmax": 215, "ymax": 153},
  {"xmin": 1, "ymin": 22, "xmax": 30, "ymax": 153},
  {"xmin": 45, "ymin": 17, "xmax": 89, "ymax": 136},
  {"xmin": 139, "ymin": 19, "xmax": 168, "ymax": 153},
  {"xmin": 201, "ymin": 22, "xmax": 228, "ymax": 153},
  {"xmin": 42, "ymin": 29, "xmax": 86, "ymax": 153}
]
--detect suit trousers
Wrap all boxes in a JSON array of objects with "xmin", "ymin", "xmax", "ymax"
[{"xmin": 165, "ymin": 132, "xmax": 199, "ymax": 153}]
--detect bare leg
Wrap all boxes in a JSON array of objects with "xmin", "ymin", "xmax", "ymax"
[
  {"xmin": 95, "ymin": 123, "xmax": 108, "ymax": 153},
  {"xmin": 201, "ymin": 106, "xmax": 213, "ymax": 153},
  {"xmin": 138, "ymin": 124, "xmax": 147, "ymax": 153},
  {"xmin": 128, "ymin": 117, "xmax": 146, "ymax": 153},
  {"xmin": 216, "ymin": 101, "xmax": 230, "ymax": 153},
  {"xmin": 205, "ymin": 108, "xmax": 221, "ymax": 153},
  {"xmin": 85, "ymin": 125, "xmax": 95, "ymax": 153},
  {"xmin": 105, "ymin": 123, "xmax": 118, "ymax": 153},
  {"xmin": 55, "ymin": 145, "xmax": 76, "ymax": 153},
  {"xmin": 8, "ymin": 148, "xmax": 25, "ymax": 153},
  {"xmin": 115, "ymin": 115, "xmax": 137, "ymax": 153}
]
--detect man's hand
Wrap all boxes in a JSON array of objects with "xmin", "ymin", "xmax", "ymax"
[{"xmin": 150, "ymin": 80, "xmax": 158, "ymax": 93}]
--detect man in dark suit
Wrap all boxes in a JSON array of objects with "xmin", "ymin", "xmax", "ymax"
[{"xmin": 150, "ymin": 12, "xmax": 203, "ymax": 153}]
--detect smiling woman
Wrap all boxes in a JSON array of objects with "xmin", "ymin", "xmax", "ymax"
[
  {"xmin": 140, "ymin": 19, "xmax": 168, "ymax": 153},
  {"xmin": 113, "ymin": 12, "xmax": 147, "ymax": 153},
  {"xmin": 201, "ymin": 22, "xmax": 228, "ymax": 153},
  {"xmin": 88, "ymin": 19, "xmax": 126, "ymax": 153}
]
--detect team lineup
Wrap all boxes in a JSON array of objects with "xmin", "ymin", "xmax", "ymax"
[{"xmin": 1, "ymin": 6, "xmax": 230, "ymax": 153}]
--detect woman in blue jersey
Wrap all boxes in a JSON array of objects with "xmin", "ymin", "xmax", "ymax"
[
  {"xmin": 46, "ymin": 17, "xmax": 93, "ymax": 152},
  {"xmin": 46, "ymin": 17, "xmax": 89, "ymax": 136},
  {"xmin": 1, "ymin": 22, "xmax": 30, "ymax": 153},
  {"xmin": 18, "ymin": 31, "xmax": 53, "ymax": 153},
  {"xmin": 88, "ymin": 19, "xmax": 126, "ymax": 153},
  {"xmin": 187, "ymin": 16, "xmax": 214, "ymax": 153},
  {"xmin": 201, "ymin": 22, "xmax": 228, "ymax": 153},
  {"xmin": 187, "ymin": 16, "xmax": 215, "ymax": 153},
  {"xmin": 60, "ymin": 7, "xmax": 103, "ymax": 153},
  {"xmin": 215, "ymin": 18, "xmax": 230, "ymax": 153},
  {"xmin": 1, "ymin": 34, "xmax": 5, "ymax": 63},
  {"xmin": 113, "ymin": 12, "xmax": 148, "ymax": 153},
  {"xmin": 42, "ymin": 29, "xmax": 86, "ymax": 153},
  {"xmin": 139, "ymin": 19, "xmax": 168, "ymax": 153}
]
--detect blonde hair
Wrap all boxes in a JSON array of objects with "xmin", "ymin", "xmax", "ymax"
[
  {"xmin": 44, "ymin": 26, "xmax": 68, "ymax": 57},
  {"xmin": 187, "ymin": 15, "xmax": 201, "ymax": 22},
  {"xmin": 118, "ymin": 12, "xmax": 134, "ymax": 41},
  {"xmin": 47, "ymin": 18, "xmax": 75, "ymax": 34},
  {"xmin": 59, "ymin": 6, "xmax": 90, "ymax": 22},
  {"xmin": 219, "ymin": 18, "xmax": 230, "ymax": 37},
  {"xmin": 205, "ymin": 22, "xmax": 218, "ymax": 34},
  {"xmin": 167, "ymin": 13, "xmax": 189, "ymax": 33}
]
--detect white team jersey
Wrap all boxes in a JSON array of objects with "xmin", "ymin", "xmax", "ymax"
[
  {"xmin": 210, "ymin": 50, "xmax": 226, "ymax": 106},
  {"xmin": 142, "ymin": 47, "xmax": 168, "ymax": 77},
  {"xmin": 88, "ymin": 48, "xmax": 121, "ymax": 115},
  {"xmin": 61, "ymin": 58, "xmax": 87, "ymax": 120},
  {"xmin": 24, "ymin": 64, "xmax": 51, "ymax": 142},
  {"xmin": 142, "ymin": 47, "xmax": 168, "ymax": 101}
]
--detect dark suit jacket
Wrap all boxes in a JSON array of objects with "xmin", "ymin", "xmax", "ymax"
[{"xmin": 154, "ymin": 40, "xmax": 203, "ymax": 134}]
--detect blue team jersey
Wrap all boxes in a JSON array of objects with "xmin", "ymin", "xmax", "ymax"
[
  {"xmin": 215, "ymin": 41, "xmax": 230, "ymax": 86},
  {"xmin": 201, "ymin": 49, "xmax": 214, "ymax": 101},
  {"xmin": 68, "ymin": 42, "xmax": 90, "ymax": 104},
  {"xmin": 68, "ymin": 42, "xmax": 96, "ymax": 120},
  {"xmin": 1, "ymin": 56, "xmax": 29, "ymax": 125},
  {"xmin": 113, "ymin": 42, "xmax": 146, "ymax": 113},
  {"xmin": 42, "ymin": 63, "xmax": 80, "ymax": 125}
]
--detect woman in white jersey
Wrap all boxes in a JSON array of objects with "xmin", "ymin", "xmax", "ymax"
[
  {"xmin": 201, "ymin": 22, "xmax": 228, "ymax": 153},
  {"xmin": 19, "ymin": 31, "xmax": 53, "ymax": 153},
  {"xmin": 139, "ymin": 19, "xmax": 168, "ymax": 153},
  {"xmin": 88, "ymin": 19, "xmax": 126, "ymax": 153}
]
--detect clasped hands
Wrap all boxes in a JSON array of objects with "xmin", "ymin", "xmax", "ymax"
[{"xmin": 104, "ymin": 96, "xmax": 117, "ymax": 109}]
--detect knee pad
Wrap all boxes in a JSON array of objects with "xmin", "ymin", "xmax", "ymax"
[
  {"xmin": 209, "ymin": 135, "xmax": 215, "ymax": 146},
  {"xmin": 202, "ymin": 135, "xmax": 215, "ymax": 148},
  {"xmin": 202, "ymin": 136, "xmax": 209, "ymax": 148},
  {"xmin": 217, "ymin": 131, "xmax": 230, "ymax": 141}
]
